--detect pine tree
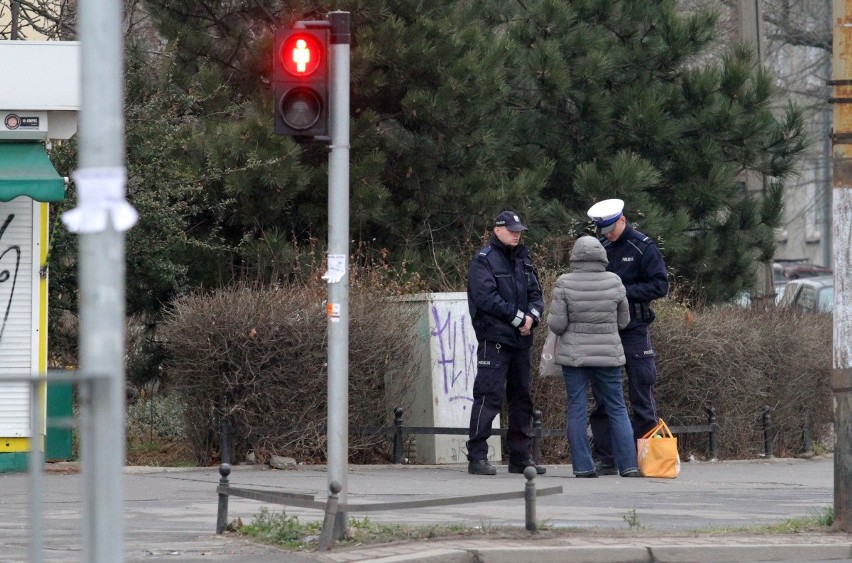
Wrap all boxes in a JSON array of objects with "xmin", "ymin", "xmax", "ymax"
[
  {"xmin": 124, "ymin": 0, "xmax": 805, "ymax": 303},
  {"xmin": 137, "ymin": 0, "xmax": 555, "ymax": 286},
  {"xmin": 497, "ymin": 0, "xmax": 806, "ymax": 301},
  {"xmin": 348, "ymin": 1, "xmax": 554, "ymax": 282}
]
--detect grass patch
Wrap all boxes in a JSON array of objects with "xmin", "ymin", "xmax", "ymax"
[
  {"xmin": 622, "ymin": 508, "xmax": 644, "ymax": 530},
  {"xmin": 236, "ymin": 507, "xmax": 323, "ymax": 549},
  {"xmin": 234, "ymin": 506, "xmax": 837, "ymax": 552},
  {"xmin": 695, "ymin": 507, "xmax": 834, "ymax": 535},
  {"xmin": 125, "ymin": 437, "xmax": 195, "ymax": 466},
  {"xmin": 125, "ymin": 393, "xmax": 195, "ymax": 466},
  {"xmin": 234, "ymin": 507, "xmax": 556, "ymax": 550}
]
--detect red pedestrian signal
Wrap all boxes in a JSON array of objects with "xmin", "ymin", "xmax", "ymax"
[
  {"xmin": 280, "ymin": 34, "xmax": 322, "ymax": 76},
  {"xmin": 273, "ymin": 28, "xmax": 329, "ymax": 140}
]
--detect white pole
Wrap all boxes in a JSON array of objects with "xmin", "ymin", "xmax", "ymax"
[
  {"xmin": 326, "ymin": 10, "xmax": 351, "ymax": 539},
  {"xmin": 77, "ymin": 0, "xmax": 127, "ymax": 558}
]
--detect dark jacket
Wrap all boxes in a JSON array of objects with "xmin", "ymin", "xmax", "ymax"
[
  {"xmin": 547, "ymin": 236, "xmax": 629, "ymax": 367},
  {"xmin": 599, "ymin": 223, "xmax": 669, "ymax": 331},
  {"xmin": 467, "ymin": 235, "xmax": 544, "ymax": 348}
]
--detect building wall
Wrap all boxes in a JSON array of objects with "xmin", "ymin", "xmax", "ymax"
[{"xmin": 682, "ymin": 0, "xmax": 834, "ymax": 269}]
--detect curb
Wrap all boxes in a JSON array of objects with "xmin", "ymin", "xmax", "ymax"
[{"xmin": 316, "ymin": 540, "xmax": 852, "ymax": 563}]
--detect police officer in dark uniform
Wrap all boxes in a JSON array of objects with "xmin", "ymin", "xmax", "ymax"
[
  {"xmin": 586, "ymin": 199, "xmax": 669, "ymax": 475},
  {"xmin": 466, "ymin": 211, "xmax": 546, "ymax": 476}
]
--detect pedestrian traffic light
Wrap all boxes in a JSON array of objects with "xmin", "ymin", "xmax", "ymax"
[{"xmin": 273, "ymin": 27, "xmax": 329, "ymax": 140}]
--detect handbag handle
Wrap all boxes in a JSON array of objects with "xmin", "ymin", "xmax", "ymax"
[{"xmin": 640, "ymin": 418, "xmax": 674, "ymax": 439}]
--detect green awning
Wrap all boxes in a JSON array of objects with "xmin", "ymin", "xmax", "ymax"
[{"xmin": 0, "ymin": 143, "xmax": 65, "ymax": 202}]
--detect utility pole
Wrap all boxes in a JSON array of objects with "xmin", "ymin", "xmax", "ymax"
[
  {"xmin": 829, "ymin": 0, "xmax": 852, "ymax": 534},
  {"xmin": 11, "ymin": 0, "xmax": 19, "ymax": 40},
  {"xmin": 736, "ymin": 0, "xmax": 774, "ymax": 299},
  {"xmin": 823, "ymin": 0, "xmax": 834, "ymax": 268},
  {"xmin": 737, "ymin": 0, "xmax": 763, "ymax": 62}
]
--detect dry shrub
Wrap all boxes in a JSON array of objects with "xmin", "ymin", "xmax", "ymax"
[
  {"xmin": 161, "ymin": 238, "xmax": 832, "ymax": 465},
  {"xmin": 480, "ymin": 239, "xmax": 831, "ymax": 462},
  {"xmin": 532, "ymin": 294, "xmax": 833, "ymax": 462},
  {"xmin": 160, "ymin": 282, "xmax": 419, "ymax": 465},
  {"xmin": 528, "ymin": 267, "xmax": 573, "ymax": 461},
  {"xmin": 653, "ymin": 303, "xmax": 833, "ymax": 459}
]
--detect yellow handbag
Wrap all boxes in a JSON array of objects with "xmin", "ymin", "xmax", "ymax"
[{"xmin": 637, "ymin": 418, "xmax": 681, "ymax": 478}]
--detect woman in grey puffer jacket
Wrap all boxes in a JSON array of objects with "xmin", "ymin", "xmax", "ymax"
[{"xmin": 547, "ymin": 236, "xmax": 640, "ymax": 477}]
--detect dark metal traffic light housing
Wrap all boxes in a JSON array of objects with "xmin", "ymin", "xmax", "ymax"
[{"xmin": 273, "ymin": 27, "xmax": 329, "ymax": 141}]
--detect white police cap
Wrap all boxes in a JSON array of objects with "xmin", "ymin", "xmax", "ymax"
[{"xmin": 587, "ymin": 199, "xmax": 624, "ymax": 234}]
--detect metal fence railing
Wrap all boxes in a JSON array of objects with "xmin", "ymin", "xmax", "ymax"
[
  {"xmin": 0, "ymin": 369, "xmax": 115, "ymax": 563},
  {"xmin": 214, "ymin": 418, "xmax": 563, "ymax": 550},
  {"xmin": 380, "ymin": 406, "xmax": 721, "ymax": 464},
  {"xmin": 213, "ymin": 402, "xmax": 823, "ymax": 550}
]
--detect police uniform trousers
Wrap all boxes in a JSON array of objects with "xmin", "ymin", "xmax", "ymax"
[
  {"xmin": 589, "ymin": 326, "xmax": 658, "ymax": 465},
  {"xmin": 466, "ymin": 340, "xmax": 534, "ymax": 463}
]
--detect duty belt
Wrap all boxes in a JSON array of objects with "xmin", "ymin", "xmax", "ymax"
[{"xmin": 632, "ymin": 302, "xmax": 652, "ymax": 322}]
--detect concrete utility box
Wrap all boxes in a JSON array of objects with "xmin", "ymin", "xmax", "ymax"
[{"xmin": 398, "ymin": 293, "xmax": 500, "ymax": 464}]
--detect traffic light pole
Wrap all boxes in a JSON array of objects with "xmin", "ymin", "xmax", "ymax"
[{"xmin": 326, "ymin": 11, "xmax": 351, "ymax": 540}]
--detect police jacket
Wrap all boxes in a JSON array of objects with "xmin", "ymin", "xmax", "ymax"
[
  {"xmin": 600, "ymin": 223, "xmax": 669, "ymax": 331},
  {"xmin": 547, "ymin": 236, "xmax": 629, "ymax": 367},
  {"xmin": 467, "ymin": 235, "xmax": 544, "ymax": 349}
]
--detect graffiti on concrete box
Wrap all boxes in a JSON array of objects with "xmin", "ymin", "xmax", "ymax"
[{"xmin": 430, "ymin": 304, "xmax": 477, "ymax": 409}]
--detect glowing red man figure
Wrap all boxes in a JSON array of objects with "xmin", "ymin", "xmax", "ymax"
[{"xmin": 293, "ymin": 38, "xmax": 311, "ymax": 74}]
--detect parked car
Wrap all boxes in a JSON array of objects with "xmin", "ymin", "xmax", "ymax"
[
  {"xmin": 773, "ymin": 260, "xmax": 831, "ymax": 284},
  {"xmin": 730, "ymin": 261, "xmax": 831, "ymax": 308},
  {"xmin": 777, "ymin": 275, "xmax": 834, "ymax": 314}
]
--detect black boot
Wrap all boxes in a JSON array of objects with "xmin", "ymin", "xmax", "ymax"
[
  {"xmin": 468, "ymin": 459, "xmax": 497, "ymax": 475},
  {"xmin": 508, "ymin": 459, "xmax": 546, "ymax": 475}
]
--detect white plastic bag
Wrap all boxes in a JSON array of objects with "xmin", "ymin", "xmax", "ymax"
[{"xmin": 538, "ymin": 330, "xmax": 561, "ymax": 377}]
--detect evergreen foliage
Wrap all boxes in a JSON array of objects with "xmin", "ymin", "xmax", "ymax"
[
  {"xmin": 50, "ymin": 0, "xmax": 807, "ymax": 324},
  {"xmin": 496, "ymin": 0, "xmax": 806, "ymax": 301}
]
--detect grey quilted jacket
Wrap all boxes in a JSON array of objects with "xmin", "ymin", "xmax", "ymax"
[{"xmin": 546, "ymin": 236, "xmax": 629, "ymax": 367}]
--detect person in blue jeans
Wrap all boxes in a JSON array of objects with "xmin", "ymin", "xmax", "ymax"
[{"xmin": 547, "ymin": 236, "xmax": 640, "ymax": 477}]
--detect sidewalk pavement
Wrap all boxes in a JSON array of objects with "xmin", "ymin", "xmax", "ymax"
[{"xmin": 0, "ymin": 455, "xmax": 848, "ymax": 562}]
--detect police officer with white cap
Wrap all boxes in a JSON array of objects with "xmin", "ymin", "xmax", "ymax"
[
  {"xmin": 466, "ymin": 211, "xmax": 545, "ymax": 476},
  {"xmin": 586, "ymin": 199, "xmax": 669, "ymax": 475}
]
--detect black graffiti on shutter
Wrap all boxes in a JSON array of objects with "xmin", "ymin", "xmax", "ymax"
[{"xmin": 0, "ymin": 214, "xmax": 21, "ymax": 345}]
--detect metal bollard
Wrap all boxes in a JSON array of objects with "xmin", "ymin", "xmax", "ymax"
[
  {"xmin": 802, "ymin": 419, "xmax": 812, "ymax": 454},
  {"xmin": 216, "ymin": 418, "xmax": 232, "ymax": 534},
  {"xmin": 524, "ymin": 466, "xmax": 537, "ymax": 531},
  {"xmin": 706, "ymin": 406, "xmax": 719, "ymax": 461},
  {"xmin": 318, "ymin": 481, "xmax": 342, "ymax": 551},
  {"xmin": 762, "ymin": 405, "xmax": 774, "ymax": 458},
  {"xmin": 533, "ymin": 409, "xmax": 543, "ymax": 464},
  {"xmin": 392, "ymin": 407, "xmax": 404, "ymax": 464}
]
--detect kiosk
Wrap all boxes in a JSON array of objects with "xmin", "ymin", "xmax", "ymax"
[{"xmin": 0, "ymin": 40, "xmax": 79, "ymax": 471}]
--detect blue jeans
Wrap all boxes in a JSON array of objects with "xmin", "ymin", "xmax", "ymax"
[
  {"xmin": 590, "ymin": 326, "xmax": 659, "ymax": 465},
  {"xmin": 563, "ymin": 365, "xmax": 638, "ymax": 475}
]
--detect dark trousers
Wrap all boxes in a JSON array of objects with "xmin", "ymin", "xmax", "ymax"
[
  {"xmin": 466, "ymin": 340, "xmax": 534, "ymax": 463},
  {"xmin": 590, "ymin": 326, "xmax": 659, "ymax": 465}
]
